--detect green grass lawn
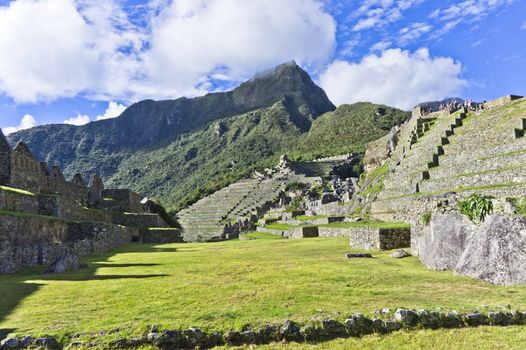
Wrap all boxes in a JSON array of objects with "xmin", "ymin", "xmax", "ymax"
[
  {"xmin": 241, "ymin": 231, "xmax": 285, "ymax": 240},
  {"xmin": 1, "ymin": 237, "xmax": 525, "ymax": 347}
]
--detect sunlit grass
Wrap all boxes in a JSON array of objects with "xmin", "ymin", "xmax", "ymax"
[{"xmin": 1, "ymin": 237, "xmax": 524, "ymax": 344}]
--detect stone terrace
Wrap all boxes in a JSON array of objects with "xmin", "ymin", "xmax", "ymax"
[
  {"xmin": 177, "ymin": 172, "xmax": 320, "ymax": 242},
  {"xmin": 367, "ymin": 96, "xmax": 526, "ymax": 249},
  {"xmin": 177, "ymin": 179, "xmax": 262, "ymax": 242}
]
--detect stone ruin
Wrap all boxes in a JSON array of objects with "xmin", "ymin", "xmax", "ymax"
[
  {"xmin": 0, "ymin": 130, "xmax": 143, "ymax": 210},
  {"xmin": 0, "ymin": 128, "xmax": 181, "ymax": 274}
]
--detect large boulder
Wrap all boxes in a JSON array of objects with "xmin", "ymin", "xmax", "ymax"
[
  {"xmin": 43, "ymin": 253, "xmax": 80, "ymax": 274},
  {"xmin": 417, "ymin": 213, "xmax": 475, "ymax": 270},
  {"xmin": 455, "ymin": 214, "xmax": 526, "ymax": 285}
]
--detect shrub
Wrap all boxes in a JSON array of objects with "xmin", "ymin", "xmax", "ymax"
[
  {"xmin": 422, "ymin": 211, "xmax": 431, "ymax": 226},
  {"xmin": 458, "ymin": 194, "xmax": 493, "ymax": 223},
  {"xmin": 285, "ymin": 196, "xmax": 303, "ymax": 212},
  {"xmin": 509, "ymin": 197, "xmax": 526, "ymax": 216},
  {"xmin": 307, "ymin": 185, "xmax": 323, "ymax": 200},
  {"xmin": 285, "ymin": 182, "xmax": 308, "ymax": 192}
]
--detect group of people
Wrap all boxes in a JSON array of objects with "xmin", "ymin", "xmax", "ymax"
[{"xmin": 439, "ymin": 99, "xmax": 483, "ymax": 113}]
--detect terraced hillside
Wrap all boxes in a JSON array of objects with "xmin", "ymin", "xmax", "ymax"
[
  {"xmin": 358, "ymin": 95, "xmax": 526, "ymax": 249},
  {"xmin": 176, "ymin": 167, "xmax": 327, "ymax": 242}
]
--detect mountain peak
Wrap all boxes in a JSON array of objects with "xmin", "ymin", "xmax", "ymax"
[{"xmin": 249, "ymin": 60, "xmax": 299, "ymax": 82}]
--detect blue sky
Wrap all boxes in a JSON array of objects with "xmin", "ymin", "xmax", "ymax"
[{"xmin": 0, "ymin": 0, "xmax": 525, "ymax": 133}]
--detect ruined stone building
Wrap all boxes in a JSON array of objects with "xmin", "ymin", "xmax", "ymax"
[
  {"xmin": 0, "ymin": 128, "xmax": 140, "ymax": 211},
  {"xmin": 0, "ymin": 128, "xmax": 181, "ymax": 274}
]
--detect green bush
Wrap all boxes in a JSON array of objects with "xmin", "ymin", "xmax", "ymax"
[
  {"xmin": 422, "ymin": 211, "xmax": 431, "ymax": 226},
  {"xmin": 509, "ymin": 197, "xmax": 526, "ymax": 216},
  {"xmin": 285, "ymin": 182, "xmax": 308, "ymax": 192},
  {"xmin": 307, "ymin": 185, "xmax": 323, "ymax": 200},
  {"xmin": 458, "ymin": 194, "xmax": 493, "ymax": 223},
  {"xmin": 285, "ymin": 196, "xmax": 303, "ymax": 212}
]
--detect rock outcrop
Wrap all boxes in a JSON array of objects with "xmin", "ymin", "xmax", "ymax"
[
  {"xmin": 455, "ymin": 214, "xmax": 526, "ymax": 285},
  {"xmin": 43, "ymin": 253, "xmax": 80, "ymax": 274},
  {"xmin": 418, "ymin": 213, "xmax": 526, "ymax": 285},
  {"xmin": 417, "ymin": 213, "xmax": 475, "ymax": 271}
]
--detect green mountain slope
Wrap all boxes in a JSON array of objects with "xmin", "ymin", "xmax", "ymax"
[
  {"xmin": 109, "ymin": 100, "xmax": 305, "ymax": 211},
  {"xmin": 7, "ymin": 61, "xmax": 335, "ymax": 179},
  {"xmin": 292, "ymin": 102, "xmax": 409, "ymax": 160}
]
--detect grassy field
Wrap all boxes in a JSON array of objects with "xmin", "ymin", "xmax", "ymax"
[{"xmin": 1, "ymin": 236, "xmax": 525, "ymax": 347}]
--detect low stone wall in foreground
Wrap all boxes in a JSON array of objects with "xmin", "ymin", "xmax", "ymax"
[{"xmin": 2, "ymin": 308, "xmax": 525, "ymax": 349}]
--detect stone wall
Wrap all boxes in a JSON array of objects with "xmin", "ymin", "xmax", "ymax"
[
  {"xmin": 0, "ymin": 137, "xmax": 147, "ymax": 211},
  {"xmin": 308, "ymin": 201, "xmax": 354, "ymax": 216},
  {"xmin": 112, "ymin": 212, "xmax": 168, "ymax": 228},
  {"xmin": 288, "ymin": 226, "xmax": 319, "ymax": 238},
  {"xmin": 48, "ymin": 176, "xmax": 89, "ymax": 205},
  {"xmin": 485, "ymin": 95, "xmax": 523, "ymax": 109},
  {"xmin": 1, "ymin": 189, "xmax": 168, "ymax": 229},
  {"xmin": 100, "ymin": 189, "xmax": 144, "ymax": 213},
  {"xmin": 0, "ymin": 129, "xmax": 11, "ymax": 186},
  {"xmin": 0, "ymin": 213, "xmax": 138, "ymax": 274},
  {"xmin": 140, "ymin": 228, "xmax": 183, "ymax": 243},
  {"xmin": 9, "ymin": 143, "xmax": 48, "ymax": 194},
  {"xmin": 363, "ymin": 134, "xmax": 389, "ymax": 173},
  {"xmin": 0, "ymin": 188, "xmax": 39, "ymax": 213},
  {"xmin": 318, "ymin": 226, "xmax": 350, "ymax": 238},
  {"xmin": 346, "ymin": 227, "xmax": 410, "ymax": 250}
]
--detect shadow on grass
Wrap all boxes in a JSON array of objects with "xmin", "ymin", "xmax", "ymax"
[
  {"xmin": 91, "ymin": 263, "xmax": 161, "ymax": 268},
  {"xmin": 111, "ymin": 245, "xmax": 181, "ymax": 253},
  {"xmin": 0, "ymin": 243, "xmax": 178, "ymax": 336}
]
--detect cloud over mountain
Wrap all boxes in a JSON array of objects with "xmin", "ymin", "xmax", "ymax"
[
  {"xmin": 4, "ymin": 114, "xmax": 37, "ymax": 135},
  {"xmin": 0, "ymin": 0, "xmax": 335, "ymax": 103},
  {"xmin": 319, "ymin": 48, "xmax": 467, "ymax": 110}
]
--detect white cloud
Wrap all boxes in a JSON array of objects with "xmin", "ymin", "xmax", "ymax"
[
  {"xmin": 319, "ymin": 48, "xmax": 467, "ymax": 110},
  {"xmin": 64, "ymin": 114, "xmax": 91, "ymax": 126},
  {"xmin": 439, "ymin": 0, "xmax": 514, "ymax": 21},
  {"xmin": 0, "ymin": 0, "xmax": 112, "ymax": 103},
  {"xmin": 522, "ymin": 21, "xmax": 526, "ymax": 29},
  {"xmin": 0, "ymin": 0, "xmax": 335, "ymax": 103},
  {"xmin": 0, "ymin": 0, "xmax": 144, "ymax": 103},
  {"xmin": 398, "ymin": 22, "xmax": 432, "ymax": 46},
  {"xmin": 141, "ymin": 0, "xmax": 336, "ymax": 99},
  {"xmin": 96, "ymin": 101, "xmax": 127, "ymax": 120},
  {"xmin": 3, "ymin": 114, "xmax": 37, "ymax": 135},
  {"xmin": 352, "ymin": 0, "xmax": 424, "ymax": 31},
  {"xmin": 370, "ymin": 40, "xmax": 392, "ymax": 52}
]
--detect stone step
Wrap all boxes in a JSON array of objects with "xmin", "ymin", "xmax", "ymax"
[
  {"xmin": 429, "ymin": 150, "xmax": 526, "ymax": 180},
  {"xmin": 437, "ymin": 137, "xmax": 526, "ymax": 168},
  {"xmin": 419, "ymin": 167, "xmax": 526, "ymax": 193},
  {"xmin": 371, "ymin": 182, "xmax": 526, "ymax": 218}
]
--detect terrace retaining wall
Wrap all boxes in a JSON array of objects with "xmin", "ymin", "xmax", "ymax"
[{"xmin": 0, "ymin": 214, "xmax": 138, "ymax": 274}]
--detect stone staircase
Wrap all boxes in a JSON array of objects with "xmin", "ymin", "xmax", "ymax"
[
  {"xmin": 419, "ymin": 99, "xmax": 526, "ymax": 194},
  {"xmin": 378, "ymin": 110, "xmax": 467, "ymax": 199},
  {"xmin": 227, "ymin": 179, "xmax": 285, "ymax": 220}
]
